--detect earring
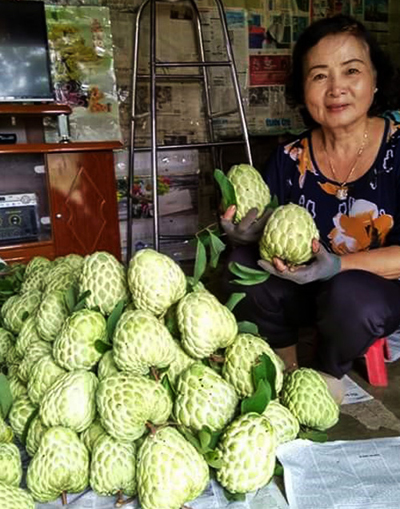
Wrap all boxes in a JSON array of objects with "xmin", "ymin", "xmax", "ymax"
[{"xmin": 374, "ymin": 87, "xmax": 378, "ymax": 93}]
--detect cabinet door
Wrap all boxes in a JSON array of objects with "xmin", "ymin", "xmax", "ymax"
[{"xmin": 47, "ymin": 151, "xmax": 121, "ymax": 259}]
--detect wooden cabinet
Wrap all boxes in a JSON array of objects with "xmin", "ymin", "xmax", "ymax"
[{"xmin": 0, "ymin": 105, "xmax": 123, "ymax": 264}]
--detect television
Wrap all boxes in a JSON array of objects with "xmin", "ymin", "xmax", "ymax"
[{"xmin": 0, "ymin": 0, "xmax": 54, "ymax": 102}]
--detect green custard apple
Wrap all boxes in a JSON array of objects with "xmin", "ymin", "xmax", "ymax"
[
  {"xmin": 137, "ymin": 427, "xmax": 209, "ymax": 509},
  {"xmin": 280, "ymin": 368, "xmax": 339, "ymax": 431},
  {"xmin": 259, "ymin": 203, "xmax": 319, "ymax": 265},
  {"xmin": 227, "ymin": 163, "xmax": 271, "ymax": 222}
]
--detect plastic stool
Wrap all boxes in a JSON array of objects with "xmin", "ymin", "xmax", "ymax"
[{"xmin": 363, "ymin": 337, "xmax": 391, "ymax": 387}]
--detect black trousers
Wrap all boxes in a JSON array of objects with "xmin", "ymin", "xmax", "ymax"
[{"xmin": 222, "ymin": 245, "xmax": 400, "ymax": 378}]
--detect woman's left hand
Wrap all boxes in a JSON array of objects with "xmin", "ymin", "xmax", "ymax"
[{"xmin": 257, "ymin": 239, "xmax": 341, "ymax": 285}]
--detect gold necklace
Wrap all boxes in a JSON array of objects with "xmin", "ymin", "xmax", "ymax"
[{"xmin": 323, "ymin": 125, "xmax": 369, "ymax": 200}]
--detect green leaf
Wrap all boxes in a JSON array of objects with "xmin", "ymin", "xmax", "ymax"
[
  {"xmin": 229, "ymin": 262, "xmax": 270, "ymax": 278},
  {"xmin": 298, "ymin": 428, "xmax": 328, "ymax": 443},
  {"xmin": 252, "ymin": 358, "xmax": 268, "ymax": 389},
  {"xmin": 0, "ymin": 374, "xmax": 13, "ymax": 419},
  {"xmin": 178, "ymin": 426, "xmax": 202, "ymax": 452},
  {"xmin": 225, "ymin": 292, "xmax": 245, "ymax": 311},
  {"xmin": 161, "ymin": 373, "xmax": 176, "ymax": 401},
  {"xmin": 257, "ymin": 353, "xmax": 277, "ymax": 401},
  {"xmin": 214, "ymin": 169, "xmax": 237, "ymax": 211},
  {"xmin": 64, "ymin": 286, "xmax": 78, "ymax": 314},
  {"xmin": 72, "ymin": 290, "xmax": 91, "ymax": 312},
  {"xmin": 199, "ymin": 428, "xmax": 213, "ymax": 452},
  {"xmin": 193, "ymin": 238, "xmax": 207, "ymax": 286},
  {"xmin": 204, "ymin": 450, "xmax": 223, "ymax": 469},
  {"xmin": 241, "ymin": 379, "xmax": 271, "ymax": 415},
  {"xmin": 269, "ymin": 195, "xmax": 280, "ymax": 209},
  {"xmin": 274, "ymin": 463, "xmax": 284, "ymax": 477},
  {"xmin": 21, "ymin": 408, "xmax": 39, "ymax": 446},
  {"xmin": 231, "ymin": 275, "xmax": 270, "ymax": 286},
  {"xmin": 107, "ymin": 299, "xmax": 126, "ymax": 340},
  {"xmin": 223, "ymin": 489, "xmax": 246, "ymax": 502},
  {"xmin": 209, "ymin": 231, "xmax": 226, "ymax": 269},
  {"xmin": 77, "ymin": 290, "xmax": 91, "ymax": 303},
  {"xmin": 94, "ymin": 340, "xmax": 112, "ymax": 354},
  {"xmin": 229, "ymin": 262, "xmax": 270, "ymax": 285},
  {"xmin": 237, "ymin": 321, "xmax": 259, "ymax": 335}
]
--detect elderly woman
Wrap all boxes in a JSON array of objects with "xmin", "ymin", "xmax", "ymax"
[{"xmin": 221, "ymin": 14, "xmax": 400, "ymax": 401}]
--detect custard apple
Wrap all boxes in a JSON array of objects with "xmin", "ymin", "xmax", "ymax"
[
  {"xmin": 223, "ymin": 333, "xmax": 284, "ymax": 398},
  {"xmin": 113, "ymin": 309, "xmax": 176, "ymax": 375},
  {"xmin": 26, "ymin": 415, "xmax": 48, "ymax": 457},
  {"xmin": 96, "ymin": 373, "xmax": 172, "ymax": 441},
  {"xmin": 0, "ymin": 443, "xmax": 22, "ymax": 486},
  {"xmin": 280, "ymin": 368, "xmax": 339, "ymax": 431},
  {"xmin": 8, "ymin": 394, "xmax": 37, "ymax": 441},
  {"xmin": 27, "ymin": 354, "xmax": 66, "ymax": 405},
  {"xmin": 174, "ymin": 362, "xmax": 238, "ymax": 432},
  {"xmin": 36, "ymin": 289, "xmax": 70, "ymax": 342},
  {"xmin": 15, "ymin": 314, "xmax": 41, "ymax": 358},
  {"xmin": 53, "ymin": 309, "xmax": 108, "ymax": 371},
  {"xmin": 137, "ymin": 427, "xmax": 209, "ymax": 509},
  {"xmin": 44, "ymin": 263, "xmax": 78, "ymax": 296},
  {"xmin": 0, "ymin": 328, "xmax": 13, "ymax": 364},
  {"xmin": 25, "ymin": 256, "xmax": 51, "ymax": 277},
  {"xmin": 97, "ymin": 350, "xmax": 120, "ymax": 381},
  {"xmin": 227, "ymin": 164, "xmax": 271, "ymax": 222},
  {"xmin": 216, "ymin": 413, "xmax": 276, "ymax": 493},
  {"xmin": 79, "ymin": 251, "xmax": 128, "ymax": 315},
  {"xmin": 128, "ymin": 249, "xmax": 186, "ymax": 317},
  {"xmin": 20, "ymin": 262, "xmax": 50, "ymax": 294},
  {"xmin": 62, "ymin": 253, "xmax": 84, "ymax": 272},
  {"xmin": 26, "ymin": 426, "xmax": 89, "ymax": 503},
  {"xmin": 165, "ymin": 339, "xmax": 196, "ymax": 387},
  {"xmin": 0, "ymin": 481, "xmax": 35, "ymax": 509},
  {"xmin": 90, "ymin": 434, "xmax": 137, "ymax": 497},
  {"xmin": 40, "ymin": 370, "xmax": 98, "ymax": 433},
  {"xmin": 80, "ymin": 418, "xmax": 107, "ymax": 453},
  {"xmin": 8, "ymin": 376, "xmax": 27, "ymax": 400},
  {"xmin": 262, "ymin": 399, "xmax": 299, "ymax": 445},
  {"xmin": 1, "ymin": 290, "xmax": 41, "ymax": 334},
  {"xmin": 0, "ymin": 416, "xmax": 13, "ymax": 443},
  {"xmin": 18, "ymin": 339, "xmax": 52, "ymax": 384},
  {"xmin": 177, "ymin": 289, "xmax": 238, "ymax": 358},
  {"xmin": 259, "ymin": 203, "xmax": 319, "ymax": 265}
]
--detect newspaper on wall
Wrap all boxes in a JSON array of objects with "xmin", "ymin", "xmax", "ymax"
[
  {"xmin": 44, "ymin": 6, "xmax": 122, "ymax": 142},
  {"xmin": 200, "ymin": 7, "xmax": 249, "ymax": 139}
]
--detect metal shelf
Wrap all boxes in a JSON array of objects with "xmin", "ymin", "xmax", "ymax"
[{"xmin": 127, "ymin": 0, "xmax": 252, "ymax": 258}]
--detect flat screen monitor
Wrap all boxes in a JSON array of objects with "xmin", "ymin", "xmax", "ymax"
[{"xmin": 0, "ymin": 0, "xmax": 54, "ymax": 102}]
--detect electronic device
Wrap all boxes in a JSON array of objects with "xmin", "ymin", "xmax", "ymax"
[
  {"xmin": 0, "ymin": 193, "xmax": 40, "ymax": 242},
  {"xmin": 0, "ymin": 134, "xmax": 17, "ymax": 144},
  {"xmin": 0, "ymin": 0, "xmax": 54, "ymax": 102}
]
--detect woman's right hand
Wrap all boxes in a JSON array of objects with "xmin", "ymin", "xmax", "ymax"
[{"xmin": 220, "ymin": 205, "xmax": 272, "ymax": 245}]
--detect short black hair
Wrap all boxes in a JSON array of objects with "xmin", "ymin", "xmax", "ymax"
[{"xmin": 286, "ymin": 14, "xmax": 398, "ymax": 126}]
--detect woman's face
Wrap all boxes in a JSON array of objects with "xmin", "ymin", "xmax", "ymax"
[{"xmin": 303, "ymin": 33, "xmax": 377, "ymax": 130}]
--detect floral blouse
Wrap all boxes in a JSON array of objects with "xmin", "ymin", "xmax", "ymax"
[{"xmin": 263, "ymin": 118, "xmax": 400, "ymax": 255}]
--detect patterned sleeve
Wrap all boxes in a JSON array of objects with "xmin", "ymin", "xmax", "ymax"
[{"xmin": 385, "ymin": 131, "xmax": 400, "ymax": 247}]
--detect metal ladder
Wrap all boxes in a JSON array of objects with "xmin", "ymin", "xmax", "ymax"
[{"xmin": 126, "ymin": 0, "xmax": 252, "ymax": 260}]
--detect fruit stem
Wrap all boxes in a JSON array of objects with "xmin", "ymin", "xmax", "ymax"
[
  {"xmin": 150, "ymin": 366, "xmax": 160, "ymax": 382},
  {"xmin": 145, "ymin": 421, "xmax": 157, "ymax": 435},
  {"xmin": 195, "ymin": 222, "xmax": 218, "ymax": 237},
  {"xmin": 209, "ymin": 354, "xmax": 225, "ymax": 363},
  {"xmin": 61, "ymin": 491, "xmax": 67, "ymax": 505},
  {"xmin": 115, "ymin": 496, "xmax": 135, "ymax": 507},
  {"xmin": 115, "ymin": 490, "xmax": 123, "ymax": 505}
]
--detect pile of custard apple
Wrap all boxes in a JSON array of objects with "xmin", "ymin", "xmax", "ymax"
[{"xmin": 0, "ymin": 243, "xmax": 339, "ymax": 508}]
